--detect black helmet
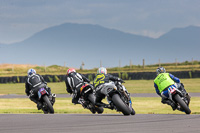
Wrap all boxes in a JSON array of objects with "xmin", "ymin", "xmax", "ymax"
[{"xmin": 156, "ymin": 67, "xmax": 166, "ymax": 75}]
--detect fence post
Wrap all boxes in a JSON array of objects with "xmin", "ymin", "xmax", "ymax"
[
  {"xmin": 130, "ymin": 60, "xmax": 132, "ymax": 69},
  {"xmin": 81, "ymin": 62, "xmax": 85, "ymax": 70},
  {"xmin": 143, "ymin": 59, "xmax": 145, "ymax": 69}
]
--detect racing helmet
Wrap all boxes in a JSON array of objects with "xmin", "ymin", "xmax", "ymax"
[
  {"xmin": 97, "ymin": 67, "xmax": 107, "ymax": 74},
  {"xmin": 67, "ymin": 68, "xmax": 76, "ymax": 75},
  {"xmin": 27, "ymin": 69, "xmax": 36, "ymax": 77},
  {"xmin": 156, "ymin": 67, "xmax": 166, "ymax": 75}
]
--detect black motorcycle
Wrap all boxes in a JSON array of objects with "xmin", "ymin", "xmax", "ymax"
[
  {"xmin": 97, "ymin": 81, "xmax": 135, "ymax": 115},
  {"xmin": 168, "ymin": 83, "xmax": 191, "ymax": 114},
  {"xmin": 78, "ymin": 83, "xmax": 104, "ymax": 114},
  {"xmin": 37, "ymin": 87, "xmax": 55, "ymax": 114}
]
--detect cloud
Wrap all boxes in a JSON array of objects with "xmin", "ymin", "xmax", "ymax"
[
  {"xmin": 131, "ymin": 30, "xmax": 165, "ymax": 38},
  {"xmin": 1, "ymin": 0, "xmax": 200, "ymax": 43}
]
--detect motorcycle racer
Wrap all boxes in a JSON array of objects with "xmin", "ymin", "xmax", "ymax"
[
  {"xmin": 65, "ymin": 68, "xmax": 91, "ymax": 104},
  {"xmin": 154, "ymin": 67, "xmax": 189, "ymax": 110},
  {"xmin": 93, "ymin": 67, "xmax": 128, "ymax": 109},
  {"xmin": 25, "ymin": 69, "xmax": 56, "ymax": 110}
]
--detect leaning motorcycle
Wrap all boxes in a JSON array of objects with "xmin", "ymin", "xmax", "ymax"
[
  {"xmin": 168, "ymin": 83, "xmax": 191, "ymax": 114},
  {"xmin": 37, "ymin": 87, "xmax": 55, "ymax": 114},
  {"xmin": 79, "ymin": 83, "xmax": 104, "ymax": 114},
  {"xmin": 97, "ymin": 81, "xmax": 135, "ymax": 115}
]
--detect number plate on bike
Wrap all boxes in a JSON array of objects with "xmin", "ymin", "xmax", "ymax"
[
  {"xmin": 168, "ymin": 86, "xmax": 176, "ymax": 94},
  {"xmin": 39, "ymin": 88, "xmax": 47, "ymax": 95}
]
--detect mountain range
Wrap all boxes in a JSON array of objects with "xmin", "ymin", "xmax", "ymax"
[{"xmin": 0, "ymin": 23, "xmax": 199, "ymax": 69}]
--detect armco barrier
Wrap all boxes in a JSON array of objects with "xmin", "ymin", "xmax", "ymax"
[{"xmin": 0, "ymin": 71, "xmax": 200, "ymax": 83}]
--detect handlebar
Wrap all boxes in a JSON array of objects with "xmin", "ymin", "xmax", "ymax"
[{"xmin": 121, "ymin": 80, "xmax": 125, "ymax": 83}]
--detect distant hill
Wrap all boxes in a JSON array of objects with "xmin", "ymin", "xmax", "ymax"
[{"xmin": 0, "ymin": 23, "xmax": 199, "ymax": 68}]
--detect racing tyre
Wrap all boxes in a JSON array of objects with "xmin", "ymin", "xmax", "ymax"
[
  {"xmin": 88, "ymin": 94, "xmax": 96, "ymax": 105},
  {"xmin": 43, "ymin": 95, "xmax": 54, "ymax": 114},
  {"xmin": 112, "ymin": 94, "xmax": 131, "ymax": 115},
  {"xmin": 174, "ymin": 94, "xmax": 191, "ymax": 114}
]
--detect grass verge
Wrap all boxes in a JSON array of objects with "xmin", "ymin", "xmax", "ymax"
[{"xmin": 0, "ymin": 97, "xmax": 199, "ymax": 114}]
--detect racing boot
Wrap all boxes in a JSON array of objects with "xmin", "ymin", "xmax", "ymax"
[
  {"xmin": 72, "ymin": 97, "xmax": 80, "ymax": 105},
  {"xmin": 162, "ymin": 98, "xmax": 177, "ymax": 111},
  {"xmin": 103, "ymin": 103, "xmax": 114, "ymax": 110},
  {"xmin": 30, "ymin": 97, "xmax": 42, "ymax": 110},
  {"xmin": 96, "ymin": 102, "xmax": 111, "ymax": 109},
  {"xmin": 170, "ymin": 102, "xmax": 177, "ymax": 111},
  {"xmin": 109, "ymin": 102, "xmax": 115, "ymax": 110},
  {"xmin": 103, "ymin": 104, "xmax": 110, "ymax": 108},
  {"xmin": 37, "ymin": 102, "xmax": 43, "ymax": 110}
]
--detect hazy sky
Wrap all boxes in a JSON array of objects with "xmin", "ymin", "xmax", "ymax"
[{"xmin": 0, "ymin": 0, "xmax": 200, "ymax": 44}]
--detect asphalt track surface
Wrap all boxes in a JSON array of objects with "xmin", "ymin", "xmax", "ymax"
[
  {"xmin": 0, "ymin": 93, "xmax": 199, "ymax": 98},
  {"xmin": 0, "ymin": 114, "xmax": 200, "ymax": 133}
]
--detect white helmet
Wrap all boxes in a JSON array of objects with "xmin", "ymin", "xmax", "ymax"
[
  {"xmin": 97, "ymin": 67, "xmax": 107, "ymax": 74},
  {"xmin": 156, "ymin": 67, "xmax": 166, "ymax": 75},
  {"xmin": 27, "ymin": 69, "xmax": 36, "ymax": 77}
]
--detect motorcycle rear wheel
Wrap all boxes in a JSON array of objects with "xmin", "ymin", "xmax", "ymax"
[
  {"xmin": 43, "ymin": 95, "xmax": 54, "ymax": 114},
  {"xmin": 87, "ymin": 93, "xmax": 104, "ymax": 114},
  {"xmin": 88, "ymin": 94, "xmax": 96, "ymax": 105},
  {"xmin": 112, "ymin": 94, "xmax": 131, "ymax": 115},
  {"xmin": 174, "ymin": 94, "xmax": 191, "ymax": 114}
]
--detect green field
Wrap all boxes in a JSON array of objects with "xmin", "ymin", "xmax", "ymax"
[
  {"xmin": 0, "ymin": 78, "xmax": 200, "ymax": 95},
  {"xmin": 0, "ymin": 97, "xmax": 199, "ymax": 114},
  {"xmin": 0, "ymin": 78, "xmax": 199, "ymax": 114}
]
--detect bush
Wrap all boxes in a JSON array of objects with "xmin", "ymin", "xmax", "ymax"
[
  {"xmin": 54, "ymin": 75, "xmax": 60, "ymax": 82},
  {"xmin": 88, "ymin": 74, "xmax": 94, "ymax": 81},
  {"xmin": 118, "ymin": 72, "xmax": 121, "ymax": 79},
  {"xmin": 184, "ymin": 61, "xmax": 189, "ymax": 65},
  {"xmin": 6, "ymin": 68, "xmax": 12, "ymax": 71},
  {"xmin": 122, "ymin": 72, "xmax": 129, "ymax": 80},
  {"xmin": 48, "ymin": 76, "xmax": 53, "ymax": 82},
  {"xmin": 189, "ymin": 71, "xmax": 192, "ymax": 78},
  {"xmin": 17, "ymin": 76, "xmax": 20, "ymax": 83},
  {"xmin": 193, "ymin": 61, "xmax": 199, "ymax": 65}
]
